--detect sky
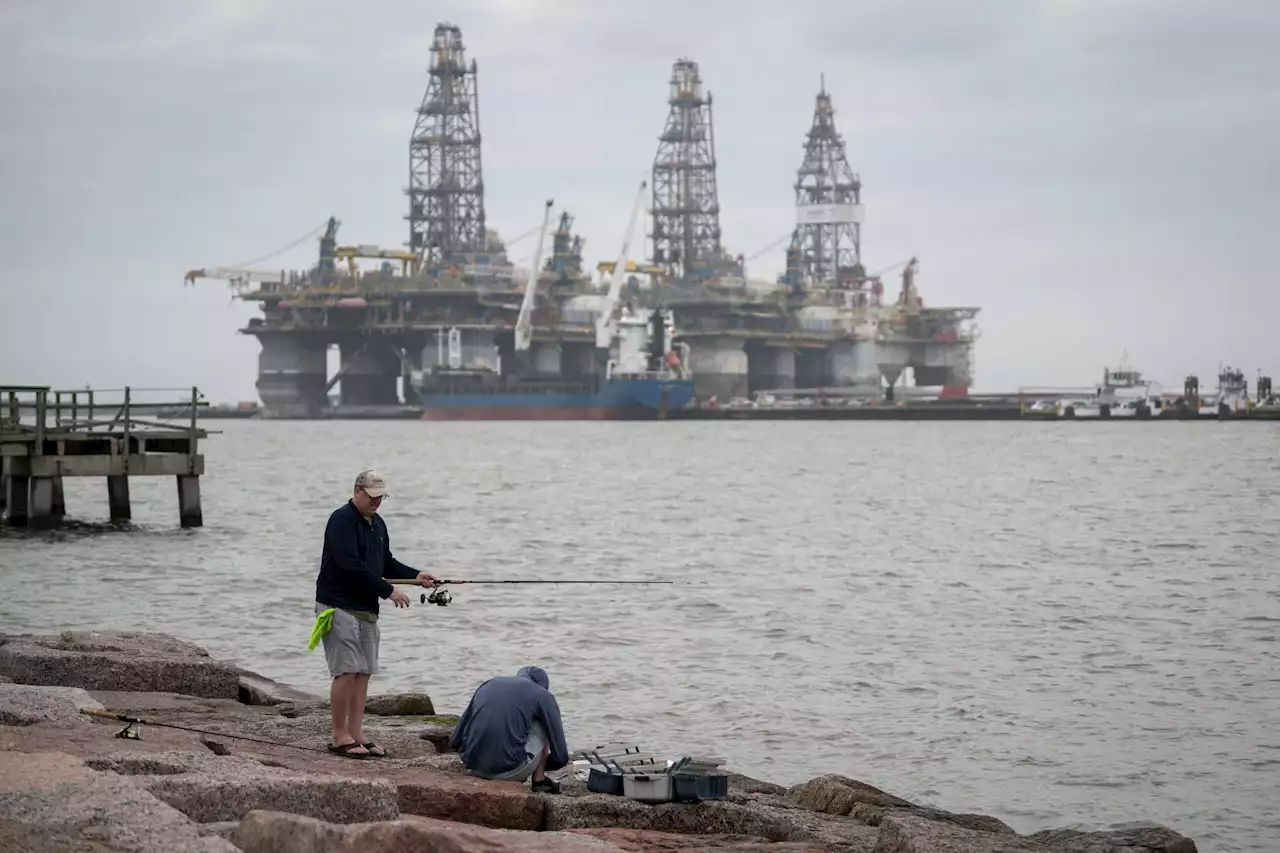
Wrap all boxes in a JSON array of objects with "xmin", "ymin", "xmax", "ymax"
[{"xmin": 2, "ymin": 0, "xmax": 1277, "ymax": 402}]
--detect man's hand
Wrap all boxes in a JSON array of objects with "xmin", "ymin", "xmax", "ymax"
[
  {"xmin": 389, "ymin": 589, "xmax": 411, "ymax": 608},
  {"xmin": 416, "ymin": 571, "xmax": 440, "ymax": 589}
]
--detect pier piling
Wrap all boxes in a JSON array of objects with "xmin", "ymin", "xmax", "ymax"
[
  {"xmin": 6, "ymin": 474, "xmax": 29, "ymax": 526},
  {"xmin": 1, "ymin": 385, "xmax": 211, "ymax": 529},
  {"xmin": 176, "ymin": 474, "xmax": 202, "ymax": 528},
  {"xmin": 106, "ymin": 475, "xmax": 131, "ymax": 522}
]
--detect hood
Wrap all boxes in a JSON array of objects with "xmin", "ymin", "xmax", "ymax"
[{"xmin": 516, "ymin": 665, "xmax": 549, "ymax": 690}]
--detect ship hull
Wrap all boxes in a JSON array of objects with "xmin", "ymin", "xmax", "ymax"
[{"xmin": 419, "ymin": 377, "xmax": 696, "ymax": 421}]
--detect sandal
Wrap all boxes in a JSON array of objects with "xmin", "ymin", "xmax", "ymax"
[
  {"xmin": 327, "ymin": 742, "xmax": 373, "ymax": 759},
  {"xmin": 361, "ymin": 741, "xmax": 387, "ymax": 758}
]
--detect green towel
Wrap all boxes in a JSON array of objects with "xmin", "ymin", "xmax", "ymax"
[{"xmin": 309, "ymin": 608, "xmax": 336, "ymax": 651}]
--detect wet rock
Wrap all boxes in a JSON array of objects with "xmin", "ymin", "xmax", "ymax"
[
  {"xmin": 143, "ymin": 770, "xmax": 400, "ymax": 824},
  {"xmin": 786, "ymin": 774, "xmax": 914, "ymax": 814},
  {"xmin": 396, "ymin": 774, "xmax": 545, "ymax": 829},
  {"xmin": 786, "ymin": 774, "xmax": 1015, "ymax": 836},
  {"xmin": 0, "ymin": 683, "xmax": 104, "ymax": 726},
  {"xmin": 237, "ymin": 671, "xmax": 324, "ymax": 707},
  {"xmin": 232, "ymin": 809, "xmax": 621, "ymax": 853},
  {"xmin": 363, "ymin": 692, "xmax": 435, "ymax": 716},
  {"xmin": 0, "ymin": 632, "xmax": 241, "ymax": 699},
  {"xmin": 725, "ymin": 771, "xmax": 788, "ymax": 796},
  {"xmin": 1027, "ymin": 825, "xmax": 1198, "ymax": 853},
  {"xmin": 873, "ymin": 812, "xmax": 1045, "ymax": 852},
  {"xmin": 0, "ymin": 751, "xmax": 238, "ymax": 853}
]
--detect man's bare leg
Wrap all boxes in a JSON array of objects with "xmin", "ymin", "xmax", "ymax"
[
  {"xmin": 349, "ymin": 673, "xmax": 383, "ymax": 755},
  {"xmin": 329, "ymin": 674, "xmax": 369, "ymax": 754},
  {"xmin": 531, "ymin": 743, "xmax": 550, "ymax": 782}
]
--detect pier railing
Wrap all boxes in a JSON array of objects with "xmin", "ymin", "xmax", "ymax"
[
  {"xmin": 1, "ymin": 385, "xmax": 211, "ymax": 529},
  {"xmin": 1, "ymin": 385, "xmax": 209, "ymax": 446}
]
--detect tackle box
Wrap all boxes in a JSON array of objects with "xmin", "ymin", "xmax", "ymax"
[
  {"xmin": 672, "ymin": 772, "xmax": 729, "ymax": 802},
  {"xmin": 623, "ymin": 771, "xmax": 676, "ymax": 804}
]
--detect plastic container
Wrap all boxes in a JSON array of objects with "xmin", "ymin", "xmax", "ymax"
[
  {"xmin": 587, "ymin": 767, "xmax": 624, "ymax": 795},
  {"xmin": 622, "ymin": 772, "xmax": 674, "ymax": 804},
  {"xmin": 673, "ymin": 773, "xmax": 729, "ymax": 802}
]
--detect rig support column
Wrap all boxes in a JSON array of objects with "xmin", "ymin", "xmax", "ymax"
[
  {"xmin": 5, "ymin": 474, "xmax": 28, "ymax": 526},
  {"xmin": 29, "ymin": 476, "xmax": 58, "ymax": 530},
  {"xmin": 107, "ymin": 475, "xmax": 131, "ymax": 522},
  {"xmin": 0, "ymin": 473, "xmax": 7, "ymax": 514},
  {"xmin": 177, "ymin": 474, "xmax": 202, "ymax": 528}
]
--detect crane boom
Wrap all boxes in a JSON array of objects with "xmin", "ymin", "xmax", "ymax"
[
  {"xmin": 595, "ymin": 180, "xmax": 647, "ymax": 350},
  {"xmin": 515, "ymin": 199, "xmax": 555, "ymax": 353}
]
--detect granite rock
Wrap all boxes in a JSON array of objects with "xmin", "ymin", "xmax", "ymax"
[
  {"xmin": 787, "ymin": 774, "xmax": 1015, "ymax": 836},
  {"xmin": 0, "ymin": 751, "xmax": 238, "ymax": 853},
  {"xmin": 569, "ymin": 827, "xmax": 837, "ymax": 851},
  {"xmin": 142, "ymin": 769, "xmax": 401, "ymax": 824},
  {"xmin": 0, "ymin": 684, "xmax": 104, "ymax": 726},
  {"xmin": 232, "ymin": 809, "xmax": 621, "ymax": 853},
  {"xmin": 237, "ymin": 671, "xmax": 324, "ymax": 707},
  {"xmin": 416, "ymin": 722, "xmax": 457, "ymax": 753},
  {"xmin": 0, "ymin": 632, "xmax": 240, "ymax": 699},
  {"xmin": 873, "ymin": 812, "xmax": 1047, "ymax": 852},
  {"xmin": 363, "ymin": 691, "xmax": 435, "ymax": 716},
  {"xmin": 1027, "ymin": 825, "xmax": 1198, "ymax": 853},
  {"xmin": 397, "ymin": 773, "xmax": 546, "ymax": 830}
]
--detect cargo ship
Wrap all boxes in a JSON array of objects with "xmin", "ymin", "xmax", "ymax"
[{"xmin": 413, "ymin": 308, "xmax": 695, "ymax": 421}]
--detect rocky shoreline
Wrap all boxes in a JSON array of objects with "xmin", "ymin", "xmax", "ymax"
[{"xmin": 0, "ymin": 630, "xmax": 1198, "ymax": 852}]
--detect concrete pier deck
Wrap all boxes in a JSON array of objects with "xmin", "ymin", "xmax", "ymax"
[{"xmin": 1, "ymin": 385, "xmax": 210, "ymax": 529}]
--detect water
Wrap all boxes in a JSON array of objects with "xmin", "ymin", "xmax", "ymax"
[{"xmin": 2, "ymin": 419, "xmax": 1278, "ymax": 851}]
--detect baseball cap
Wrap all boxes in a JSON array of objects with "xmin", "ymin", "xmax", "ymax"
[{"xmin": 355, "ymin": 469, "xmax": 390, "ymax": 498}]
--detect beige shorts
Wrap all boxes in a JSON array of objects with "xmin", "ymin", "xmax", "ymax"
[
  {"xmin": 467, "ymin": 720, "xmax": 549, "ymax": 782},
  {"xmin": 317, "ymin": 602, "xmax": 379, "ymax": 677}
]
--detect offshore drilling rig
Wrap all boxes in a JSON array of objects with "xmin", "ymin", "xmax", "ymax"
[{"xmin": 185, "ymin": 23, "xmax": 980, "ymax": 416}]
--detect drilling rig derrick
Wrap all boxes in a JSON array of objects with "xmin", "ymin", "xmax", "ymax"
[{"xmin": 406, "ymin": 23, "xmax": 487, "ymax": 269}]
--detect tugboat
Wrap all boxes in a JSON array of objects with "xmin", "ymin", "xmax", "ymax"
[{"xmin": 1059, "ymin": 359, "xmax": 1161, "ymax": 418}]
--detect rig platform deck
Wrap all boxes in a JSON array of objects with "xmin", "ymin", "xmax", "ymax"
[{"xmin": 1, "ymin": 386, "xmax": 210, "ymax": 529}]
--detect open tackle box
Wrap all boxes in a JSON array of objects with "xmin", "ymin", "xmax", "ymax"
[{"xmin": 573, "ymin": 743, "xmax": 728, "ymax": 804}]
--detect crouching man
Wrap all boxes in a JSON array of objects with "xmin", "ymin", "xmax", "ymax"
[{"xmin": 450, "ymin": 665, "xmax": 569, "ymax": 793}]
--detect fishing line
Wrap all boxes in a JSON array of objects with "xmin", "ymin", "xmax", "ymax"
[{"xmin": 80, "ymin": 709, "xmax": 335, "ymax": 755}]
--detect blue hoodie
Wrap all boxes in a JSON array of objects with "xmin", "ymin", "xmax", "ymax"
[{"xmin": 450, "ymin": 665, "xmax": 570, "ymax": 776}]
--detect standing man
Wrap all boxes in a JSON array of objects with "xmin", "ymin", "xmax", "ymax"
[{"xmin": 314, "ymin": 469, "xmax": 437, "ymax": 759}]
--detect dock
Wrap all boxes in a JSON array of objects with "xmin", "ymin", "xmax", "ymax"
[{"xmin": 1, "ymin": 385, "xmax": 210, "ymax": 529}]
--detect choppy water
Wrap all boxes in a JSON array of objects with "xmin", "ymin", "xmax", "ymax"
[{"xmin": 2, "ymin": 420, "xmax": 1278, "ymax": 851}]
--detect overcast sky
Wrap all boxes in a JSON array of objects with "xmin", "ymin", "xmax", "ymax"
[{"xmin": 2, "ymin": 0, "xmax": 1276, "ymax": 401}]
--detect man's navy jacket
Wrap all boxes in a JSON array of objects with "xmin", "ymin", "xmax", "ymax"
[{"xmin": 315, "ymin": 500, "xmax": 419, "ymax": 615}]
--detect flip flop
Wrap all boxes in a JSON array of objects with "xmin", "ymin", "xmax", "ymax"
[
  {"xmin": 361, "ymin": 741, "xmax": 387, "ymax": 758},
  {"xmin": 327, "ymin": 742, "xmax": 373, "ymax": 760}
]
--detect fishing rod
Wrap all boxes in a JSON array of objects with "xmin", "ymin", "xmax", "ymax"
[
  {"xmin": 79, "ymin": 708, "xmax": 331, "ymax": 754},
  {"xmin": 386, "ymin": 578, "xmax": 693, "ymax": 607}
]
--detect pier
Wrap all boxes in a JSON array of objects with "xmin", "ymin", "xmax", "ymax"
[{"xmin": 1, "ymin": 385, "xmax": 209, "ymax": 529}]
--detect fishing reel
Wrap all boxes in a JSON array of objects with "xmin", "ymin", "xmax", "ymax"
[{"xmin": 421, "ymin": 588, "xmax": 452, "ymax": 607}]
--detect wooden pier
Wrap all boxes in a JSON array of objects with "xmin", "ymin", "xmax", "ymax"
[{"xmin": 1, "ymin": 385, "xmax": 209, "ymax": 529}]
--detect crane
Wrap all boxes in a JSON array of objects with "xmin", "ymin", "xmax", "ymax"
[
  {"xmin": 514, "ymin": 199, "xmax": 556, "ymax": 353},
  {"xmin": 183, "ymin": 266, "xmax": 285, "ymax": 295},
  {"xmin": 595, "ymin": 180, "xmax": 648, "ymax": 351}
]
